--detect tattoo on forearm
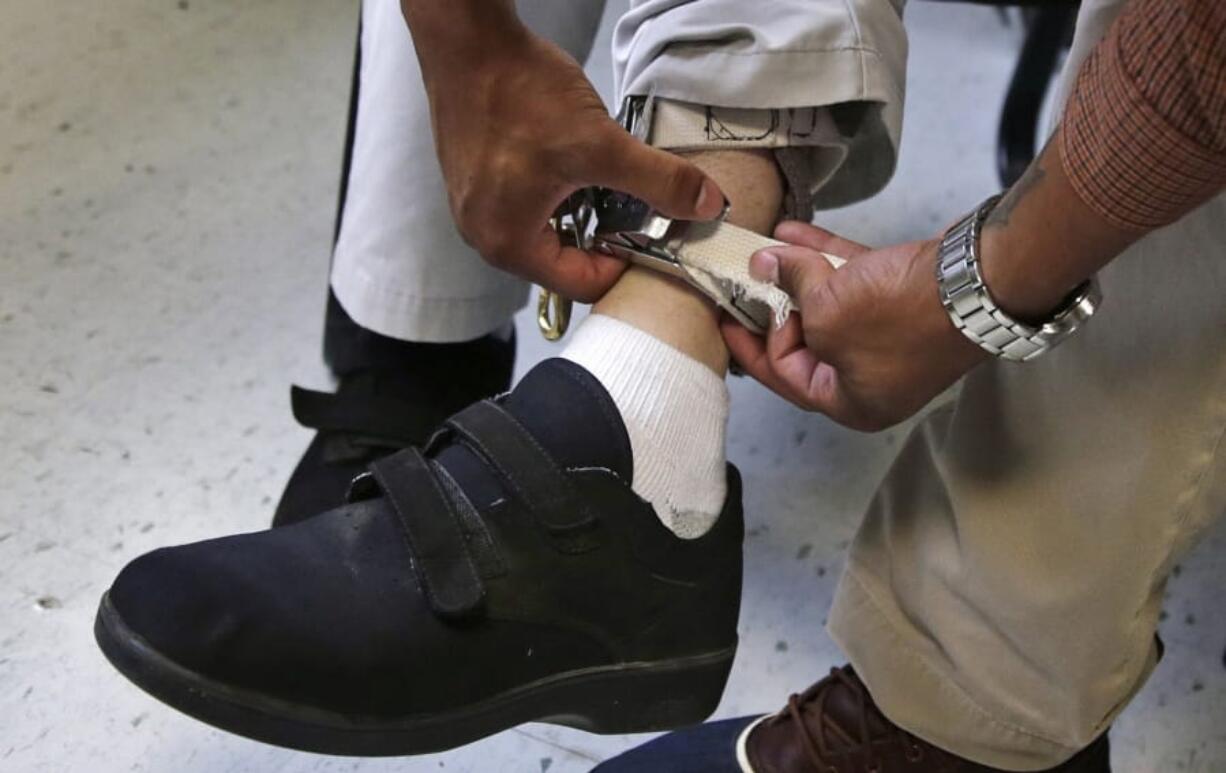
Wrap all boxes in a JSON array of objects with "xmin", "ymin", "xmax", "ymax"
[{"xmin": 986, "ymin": 148, "xmax": 1048, "ymax": 230}]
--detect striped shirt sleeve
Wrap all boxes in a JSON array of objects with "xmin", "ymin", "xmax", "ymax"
[{"xmin": 1058, "ymin": 0, "xmax": 1226, "ymax": 232}]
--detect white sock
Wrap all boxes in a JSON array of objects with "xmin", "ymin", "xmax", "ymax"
[{"xmin": 561, "ymin": 314, "xmax": 729, "ymax": 538}]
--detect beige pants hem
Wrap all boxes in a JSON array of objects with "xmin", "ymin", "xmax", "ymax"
[{"xmin": 829, "ymin": 564, "xmax": 1160, "ymax": 771}]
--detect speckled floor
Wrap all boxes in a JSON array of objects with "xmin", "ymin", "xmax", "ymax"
[{"xmin": 2, "ymin": 2, "xmax": 1223, "ymax": 771}]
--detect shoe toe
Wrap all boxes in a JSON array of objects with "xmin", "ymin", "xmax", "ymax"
[
  {"xmin": 105, "ymin": 500, "xmax": 421, "ymax": 711},
  {"xmin": 108, "ymin": 535, "xmax": 275, "ymax": 680}
]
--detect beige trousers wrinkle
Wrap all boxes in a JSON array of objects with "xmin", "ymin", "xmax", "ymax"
[
  {"xmin": 330, "ymin": 2, "xmax": 1226, "ymax": 769},
  {"xmin": 830, "ymin": 197, "xmax": 1226, "ymax": 770},
  {"xmin": 830, "ymin": 2, "xmax": 1226, "ymax": 767}
]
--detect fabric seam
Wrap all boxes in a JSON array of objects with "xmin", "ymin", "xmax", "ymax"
[{"xmin": 837, "ymin": 0, "xmax": 869, "ymax": 101}]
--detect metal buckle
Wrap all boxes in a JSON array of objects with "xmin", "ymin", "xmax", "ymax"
[
  {"xmin": 536, "ymin": 190, "xmax": 593, "ymax": 341},
  {"xmin": 584, "ymin": 188, "xmax": 692, "ymax": 279},
  {"xmin": 536, "ymin": 287, "xmax": 571, "ymax": 342},
  {"xmin": 537, "ymin": 187, "xmax": 701, "ymax": 340}
]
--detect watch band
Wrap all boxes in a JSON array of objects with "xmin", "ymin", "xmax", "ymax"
[{"xmin": 936, "ymin": 194, "xmax": 1102, "ymax": 362}]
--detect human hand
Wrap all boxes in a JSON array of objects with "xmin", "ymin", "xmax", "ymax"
[
  {"xmin": 721, "ymin": 221, "xmax": 987, "ymax": 431},
  {"xmin": 420, "ymin": 27, "xmax": 725, "ymax": 301}
]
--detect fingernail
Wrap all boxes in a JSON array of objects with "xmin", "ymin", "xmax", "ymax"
[
  {"xmin": 750, "ymin": 251, "xmax": 779, "ymax": 284},
  {"xmin": 694, "ymin": 179, "xmax": 723, "ymax": 220}
]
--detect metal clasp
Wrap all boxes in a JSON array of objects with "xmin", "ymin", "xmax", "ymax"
[
  {"xmin": 536, "ymin": 190, "xmax": 596, "ymax": 341},
  {"xmin": 537, "ymin": 187, "xmax": 716, "ymax": 341},
  {"xmin": 582, "ymin": 188, "xmax": 691, "ymax": 280},
  {"xmin": 536, "ymin": 289, "xmax": 571, "ymax": 342}
]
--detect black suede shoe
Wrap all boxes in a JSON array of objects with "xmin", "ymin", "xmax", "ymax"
[
  {"xmin": 273, "ymin": 324, "xmax": 515, "ymax": 527},
  {"xmin": 96, "ymin": 359, "xmax": 744, "ymax": 756}
]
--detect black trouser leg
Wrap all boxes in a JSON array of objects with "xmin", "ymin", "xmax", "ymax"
[{"xmin": 996, "ymin": 5, "xmax": 1078, "ymax": 187}]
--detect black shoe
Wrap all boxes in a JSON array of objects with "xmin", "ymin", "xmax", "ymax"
[
  {"xmin": 95, "ymin": 359, "xmax": 744, "ymax": 756},
  {"xmin": 273, "ymin": 328, "xmax": 515, "ymax": 527}
]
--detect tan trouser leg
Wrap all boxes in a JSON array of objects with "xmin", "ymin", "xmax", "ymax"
[{"xmin": 828, "ymin": 196, "xmax": 1226, "ymax": 771}]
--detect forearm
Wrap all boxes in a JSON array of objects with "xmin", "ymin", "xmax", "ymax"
[
  {"xmin": 399, "ymin": 0, "xmax": 525, "ymax": 88},
  {"xmin": 979, "ymin": 139, "xmax": 1135, "ymax": 321},
  {"xmin": 980, "ymin": 0, "xmax": 1226, "ymax": 321}
]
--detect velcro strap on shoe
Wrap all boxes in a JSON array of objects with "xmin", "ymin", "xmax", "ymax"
[
  {"xmin": 290, "ymin": 385, "xmax": 433, "ymax": 444},
  {"xmin": 370, "ymin": 447, "xmax": 485, "ymax": 620},
  {"xmin": 442, "ymin": 400, "xmax": 600, "ymax": 553}
]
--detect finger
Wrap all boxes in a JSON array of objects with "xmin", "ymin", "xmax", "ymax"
[
  {"xmin": 589, "ymin": 131, "xmax": 726, "ymax": 221},
  {"xmin": 748, "ymin": 244, "xmax": 840, "ymax": 308},
  {"xmin": 721, "ymin": 315, "xmax": 824, "ymax": 409},
  {"xmin": 774, "ymin": 220, "xmax": 872, "ymax": 259},
  {"xmin": 721, "ymin": 317, "xmax": 806, "ymax": 402},
  {"xmin": 758, "ymin": 326, "xmax": 864, "ymax": 426},
  {"xmin": 723, "ymin": 311, "xmax": 871, "ymax": 428},
  {"xmin": 800, "ymin": 362, "xmax": 864, "ymax": 428},
  {"xmin": 551, "ymin": 246, "xmax": 628, "ymax": 302},
  {"xmin": 762, "ymin": 317, "xmax": 827, "ymax": 403},
  {"xmin": 765, "ymin": 311, "xmax": 807, "ymax": 364},
  {"xmin": 525, "ymin": 228, "xmax": 628, "ymax": 302}
]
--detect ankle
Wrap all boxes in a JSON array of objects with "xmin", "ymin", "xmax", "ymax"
[{"xmin": 592, "ymin": 267, "xmax": 728, "ymax": 376}]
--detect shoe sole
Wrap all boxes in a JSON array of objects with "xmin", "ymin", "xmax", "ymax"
[{"xmin": 95, "ymin": 593, "xmax": 736, "ymax": 756}]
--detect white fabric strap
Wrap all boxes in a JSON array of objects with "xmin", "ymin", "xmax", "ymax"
[{"xmin": 666, "ymin": 219, "xmax": 846, "ymax": 333}]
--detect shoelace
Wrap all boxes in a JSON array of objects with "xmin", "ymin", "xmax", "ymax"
[{"xmin": 770, "ymin": 667, "xmax": 927, "ymax": 773}]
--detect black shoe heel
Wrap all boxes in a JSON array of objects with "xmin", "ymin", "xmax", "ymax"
[{"xmin": 546, "ymin": 646, "xmax": 737, "ymax": 735}]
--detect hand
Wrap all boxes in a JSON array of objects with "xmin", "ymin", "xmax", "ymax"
[
  {"xmin": 420, "ymin": 28, "xmax": 725, "ymax": 302},
  {"xmin": 722, "ymin": 221, "xmax": 988, "ymax": 431}
]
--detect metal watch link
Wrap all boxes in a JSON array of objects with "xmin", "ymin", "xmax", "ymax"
[{"xmin": 936, "ymin": 194, "xmax": 1102, "ymax": 362}]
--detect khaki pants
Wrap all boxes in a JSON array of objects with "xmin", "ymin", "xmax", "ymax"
[
  {"xmin": 830, "ymin": 4, "xmax": 1226, "ymax": 769},
  {"xmin": 331, "ymin": 0, "xmax": 1226, "ymax": 768}
]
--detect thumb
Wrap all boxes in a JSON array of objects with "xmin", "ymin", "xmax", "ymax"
[
  {"xmin": 589, "ymin": 131, "xmax": 726, "ymax": 221},
  {"xmin": 749, "ymin": 244, "xmax": 840, "ymax": 305}
]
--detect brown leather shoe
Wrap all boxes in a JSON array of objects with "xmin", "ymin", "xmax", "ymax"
[{"xmin": 738, "ymin": 666, "xmax": 1110, "ymax": 773}]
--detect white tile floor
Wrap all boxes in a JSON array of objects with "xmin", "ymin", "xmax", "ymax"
[{"xmin": 2, "ymin": 2, "xmax": 1224, "ymax": 771}]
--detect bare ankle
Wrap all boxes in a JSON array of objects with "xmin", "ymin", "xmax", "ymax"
[
  {"xmin": 585, "ymin": 148, "xmax": 785, "ymax": 376},
  {"xmin": 593, "ymin": 267, "xmax": 727, "ymax": 374}
]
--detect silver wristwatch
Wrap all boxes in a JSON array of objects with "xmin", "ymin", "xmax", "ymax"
[{"xmin": 936, "ymin": 194, "xmax": 1102, "ymax": 362}]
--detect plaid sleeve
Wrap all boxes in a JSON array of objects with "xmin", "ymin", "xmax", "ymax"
[{"xmin": 1058, "ymin": 0, "xmax": 1226, "ymax": 232}]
